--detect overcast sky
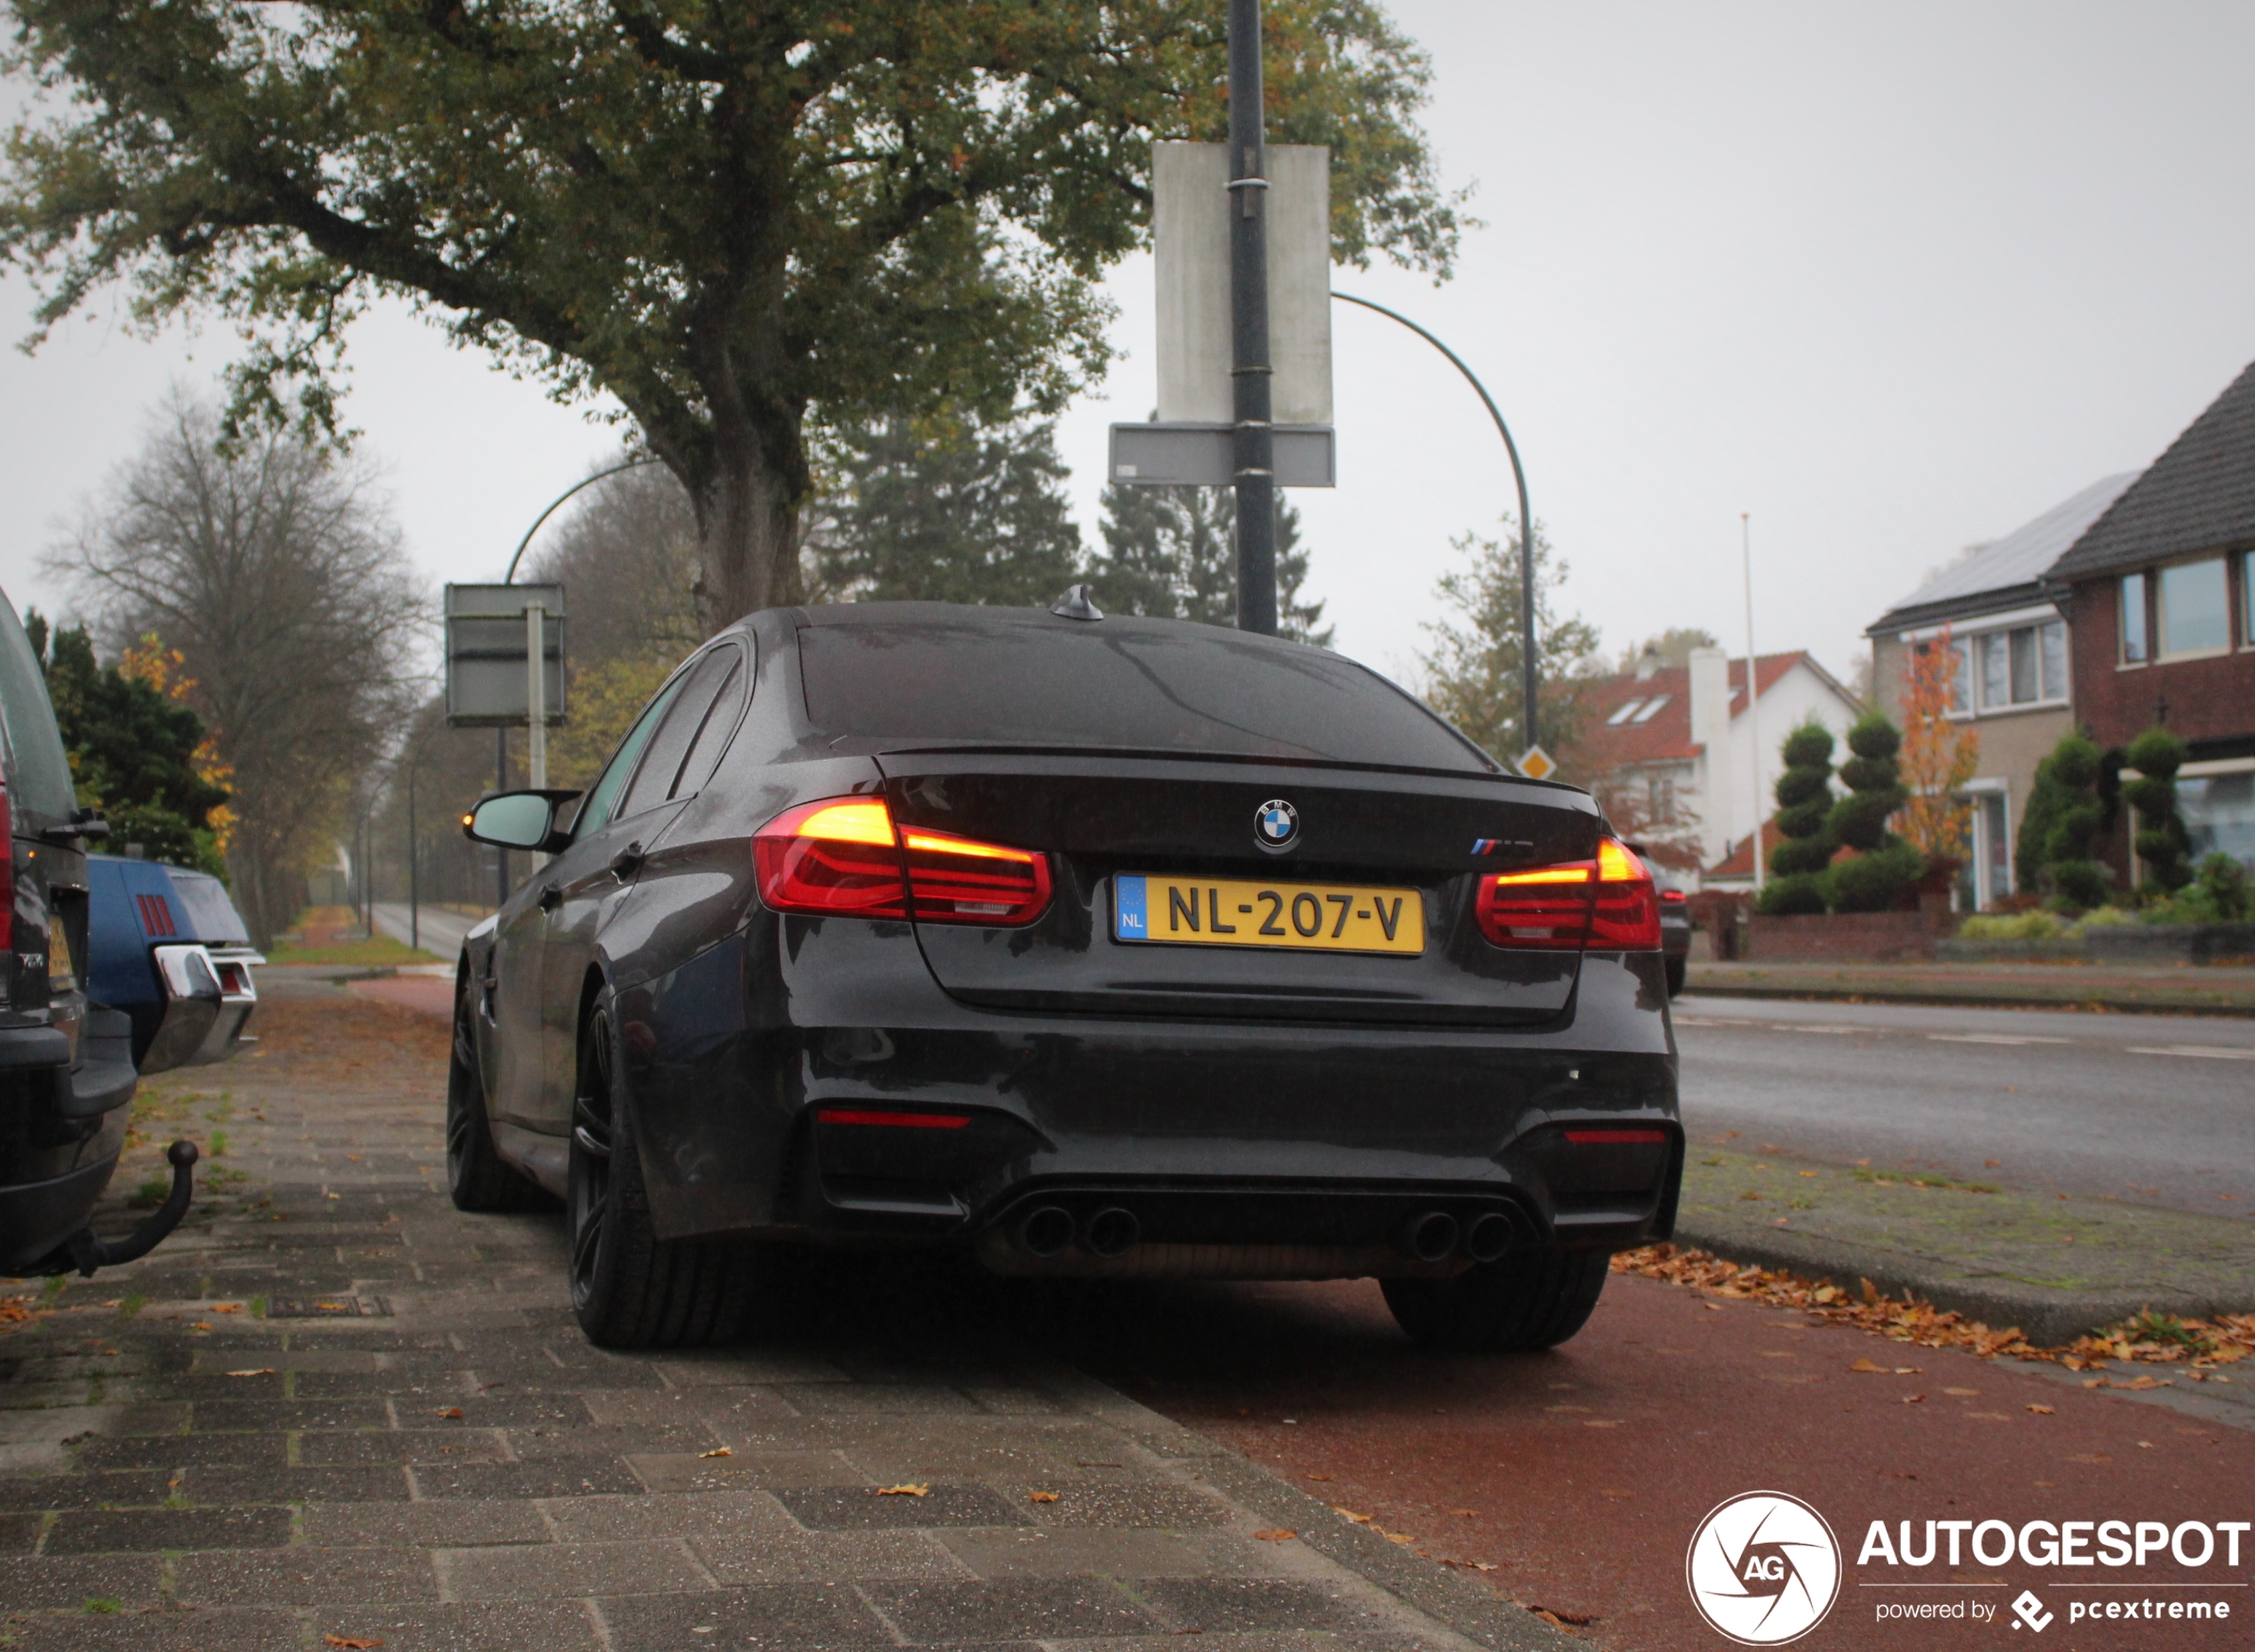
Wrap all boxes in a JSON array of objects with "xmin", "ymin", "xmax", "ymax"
[{"xmin": 3, "ymin": 2, "xmax": 2251, "ymax": 700}]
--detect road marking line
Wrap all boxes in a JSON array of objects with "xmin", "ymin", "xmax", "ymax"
[
  {"xmin": 1926, "ymin": 1033, "xmax": 2072, "ymax": 1045},
  {"xmin": 2125, "ymin": 1046, "xmax": 2255, "ymax": 1061},
  {"xmin": 1777, "ymin": 1024, "xmax": 1861, "ymax": 1034}
]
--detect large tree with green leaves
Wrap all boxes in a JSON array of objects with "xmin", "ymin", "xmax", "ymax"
[{"xmin": 2, "ymin": 2, "xmax": 1463, "ymax": 635}]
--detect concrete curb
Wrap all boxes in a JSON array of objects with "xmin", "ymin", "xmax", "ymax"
[
  {"xmin": 1021, "ymin": 1355, "xmax": 1578, "ymax": 1652},
  {"xmin": 1670, "ymin": 1215, "xmax": 2248, "ymax": 1346},
  {"xmin": 1679, "ymin": 978, "xmax": 2255, "ymax": 1017}
]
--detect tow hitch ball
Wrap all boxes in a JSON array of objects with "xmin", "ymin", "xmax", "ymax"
[{"xmin": 38, "ymin": 1139, "xmax": 200, "ymax": 1278}]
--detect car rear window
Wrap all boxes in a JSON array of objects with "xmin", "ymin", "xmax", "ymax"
[
  {"xmin": 795, "ymin": 612, "xmax": 1491, "ymax": 771},
  {"xmin": 0, "ymin": 589, "xmax": 78, "ymax": 824}
]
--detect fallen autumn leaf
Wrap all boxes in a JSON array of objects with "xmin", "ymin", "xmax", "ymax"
[
  {"xmin": 699, "ymin": 1447, "xmax": 732, "ymax": 1458},
  {"xmin": 875, "ymin": 1484, "xmax": 929, "ymax": 1498},
  {"xmin": 1253, "ymin": 1529, "xmax": 1296, "ymax": 1542}
]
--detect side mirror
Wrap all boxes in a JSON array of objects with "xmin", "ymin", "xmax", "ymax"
[{"xmin": 462, "ymin": 790, "xmax": 582, "ymax": 852}]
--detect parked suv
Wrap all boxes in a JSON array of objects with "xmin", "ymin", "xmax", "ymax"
[{"xmin": 0, "ymin": 589, "xmax": 195, "ymax": 1277}]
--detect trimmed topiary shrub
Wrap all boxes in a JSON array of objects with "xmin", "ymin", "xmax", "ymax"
[
  {"xmin": 1826, "ymin": 841, "xmax": 1926, "ymax": 913},
  {"xmin": 1828, "ymin": 711, "xmax": 1908, "ymax": 852},
  {"xmin": 2018, "ymin": 730, "xmax": 2113, "ymax": 911},
  {"xmin": 2123, "ymin": 726, "xmax": 2193, "ymax": 896},
  {"xmin": 1768, "ymin": 720, "xmax": 1836, "ymax": 879},
  {"xmin": 1756, "ymin": 873, "xmax": 1828, "ymax": 916}
]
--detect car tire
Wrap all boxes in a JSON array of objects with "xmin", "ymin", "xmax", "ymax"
[
  {"xmin": 567, "ymin": 1000, "xmax": 764, "ymax": 1349},
  {"xmin": 1380, "ymin": 1247, "xmax": 1612, "ymax": 1352},
  {"xmin": 1665, "ymin": 955, "xmax": 1687, "ymax": 997},
  {"xmin": 447, "ymin": 980, "xmax": 550, "ymax": 1214}
]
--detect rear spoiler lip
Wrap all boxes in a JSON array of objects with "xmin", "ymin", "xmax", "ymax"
[{"xmin": 861, "ymin": 740, "xmax": 1592, "ymax": 797}]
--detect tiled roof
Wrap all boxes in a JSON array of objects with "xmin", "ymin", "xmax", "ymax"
[
  {"xmin": 2046, "ymin": 360, "xmax": 2255, "ymax": 581},
  {"xmin": 1577, "ymin": 652, "xmax": 1813, "ymax": 775},
  {"xmin": 1705, "ymin": 818, "xmax": 1783, "ymax": 881},
  {"xmin": 1867, "ymin": 473, "xmax": 2135, "ymax": 636}
]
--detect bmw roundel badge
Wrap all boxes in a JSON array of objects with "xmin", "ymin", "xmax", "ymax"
[{"xmin": 1254, "ymin": 798, "xmax": 1299, "ymax": 853}]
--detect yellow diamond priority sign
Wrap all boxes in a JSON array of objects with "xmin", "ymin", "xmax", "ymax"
[{"xmin": 1516, "ymin": 744, "xmax": 1557, "ymax": 781}]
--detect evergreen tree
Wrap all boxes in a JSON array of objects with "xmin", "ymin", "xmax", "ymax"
[
  {"xmin": 1087, "ymin": 483, "xmax": 1333, "ymax": 644},
  {"xmin": 1759, "ymin": 720, "xmax": 1836, "ymax": 915},
  {"xmin": 2124, "ymin": 727, "xmax": 2194, "ymax": 897},
  {"xmin": 810, "ymin": 412, "xmax": 1082, "ymax": 610},
  {"xmin": 29, "ymin": 615, "xmax": 229, "ymax": 873},
  {"xmin": 2017, "ymin": 730, "xmax": 2113, "ymax": 910}
]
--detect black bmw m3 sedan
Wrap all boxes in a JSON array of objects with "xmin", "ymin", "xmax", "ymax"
[{"xmin": 455, "ymin": 599, "xmax": 1682, "ymax": 1352}]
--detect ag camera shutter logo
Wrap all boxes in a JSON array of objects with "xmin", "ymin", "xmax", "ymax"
[{"xmin": 1686, "ymin": 1490, "xmax": 1842, "ymax": 1645}]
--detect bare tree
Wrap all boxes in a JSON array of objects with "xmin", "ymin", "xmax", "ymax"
[{"xmin": 53, "ymin": 393, "xmax": 425, "ymax": 945}]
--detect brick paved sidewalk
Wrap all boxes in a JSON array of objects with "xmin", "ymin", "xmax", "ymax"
[{"xmin": 0, "ymin": 997, "xmax": 1564, "ymax": 1652}]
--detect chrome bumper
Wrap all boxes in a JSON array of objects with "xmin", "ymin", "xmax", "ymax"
[{"xmin": 142, "ymin": 944, "xmax": 261, "ymax": 1073}]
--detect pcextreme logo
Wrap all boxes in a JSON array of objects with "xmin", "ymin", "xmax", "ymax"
[{"xmin": 1686, "ymin": 1490, "xmax": 1844, "ymax": 1645}]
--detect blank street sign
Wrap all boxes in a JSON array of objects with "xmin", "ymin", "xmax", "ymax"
[
  {"xmin": 445, "ymin": 582, "xmax": 566, "ymax": 728},
  {"xmin": 1106, "ymin": 423, "xmax": 1337, "ymax": 488}
]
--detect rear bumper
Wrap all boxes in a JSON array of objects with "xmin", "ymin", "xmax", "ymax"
[
  {"xmin": 138, "ymin": 945, "xmax": 257, "ymax": 1074},
  {"xmin": 0, "ymin": 1010, "xmax": 138, "ymax": 1270},
  {"xmin": 615, "ymin": 929, "xmax": 1681, "ymax": 1275}
]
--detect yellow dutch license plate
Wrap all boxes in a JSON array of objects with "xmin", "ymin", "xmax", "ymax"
[{"xmin": 1112, "ymin": 873, "xmax": 1425, "ymax": 955}]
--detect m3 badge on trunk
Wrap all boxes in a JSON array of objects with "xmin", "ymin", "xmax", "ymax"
[{"xmin": 1254, "ymin": 799, "xmax": 1299, "ymax": 853}]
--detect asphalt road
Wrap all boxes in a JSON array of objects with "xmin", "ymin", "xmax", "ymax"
[
  {"xmin": 1673, "ymin": 994, "xmax": 2255, "ymax": 1219},
  {"xmin": 368, "ymin": 899, "xmax": 482, "ymax": 961}
]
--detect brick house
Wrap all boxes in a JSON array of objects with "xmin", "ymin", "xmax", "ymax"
[
  {"xmin": 1575, "ymin": 648, "xmax": 1863, "ymax": 891},
  {"xmin": 2043, "ymin": 360, "xmax": 2255, "ymax": 881},
  {"xmin": 1864, "ymin": 474, "xmax": 2133, "ymax": 908}
]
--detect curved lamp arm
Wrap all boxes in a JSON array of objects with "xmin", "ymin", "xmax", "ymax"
[
  {"xmin": 1331, "ymin": 291, "xmax": 1539, "ymax": 754},
  {"xmin": 502, "ymin": 455, "xmax": 663, "ymax": 584}
]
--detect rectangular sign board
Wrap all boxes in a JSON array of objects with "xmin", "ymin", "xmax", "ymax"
[
  {"xmin": 1107, "ymin": 423, "xmax": 1336, "ymax": 487},
  {"xmin": 1154, "ymin": 141, "xmax": 1333, "ymax": 427},
  {"xmin": 445, "ymin": 582, "xmax": 566, "ymax": 727}
]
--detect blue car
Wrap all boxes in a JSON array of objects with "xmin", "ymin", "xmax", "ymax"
[{"xmin": 87, "ymin": 855, "xmax": 261, "ymax": 1074}]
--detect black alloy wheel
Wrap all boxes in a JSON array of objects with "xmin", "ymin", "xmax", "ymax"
[
  {"xmin": 1381, "ymin": 1246, "xmax": 1612, "ymax": 1351},
  {"xmin": 447, "ymin": 976, "xmax": 549, "ymax": 1213},
  {"xmin": 566, "ymin": 998, "xmax": 764, "ymax": 1348}
]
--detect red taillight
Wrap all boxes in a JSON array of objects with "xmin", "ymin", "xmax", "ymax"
[
  {"xmin": 1588, "ymin": 838, "xmax": 1662, "ymax": 950},
  {"xmin": 1564, "ymin": 1127, "xmax": 1669, "ymax": 1144},
  {"xmin": 1475, "ymin": 838, "xmax": 1661, "ymax": 952},
  {"xmin": 816, "ymin": 1109, "xmax": 971, "ymax": 1129},
  {"xmin": 1660, "ymin": 889, "xmax": 1687, "ymax": 904},
  {"xmin": 753, "ymin": 796, "xmax": 1051, "ymax": 927},
  {"xmin": 0, "ymin": 783, "xmax": 12, "ymax": 951}
]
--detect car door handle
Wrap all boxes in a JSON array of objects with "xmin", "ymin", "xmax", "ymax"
[
  {"xmin": 537, "ymin": 883, "xmax": 563, "ymax": 913},
  {"xmin": 609, "ymin": 842, "xmax": 645, "ymax": 881}
]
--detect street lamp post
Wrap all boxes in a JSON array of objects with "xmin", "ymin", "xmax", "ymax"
[
  {"xmin": 1228, "ymin": 0, "xmax": 1278, "ymax": 636},
  {"xmin": 1330, "ymin": 290, "xmax": 1538, "ymax": 754}
]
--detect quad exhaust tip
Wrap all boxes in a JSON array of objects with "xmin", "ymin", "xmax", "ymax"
[
  {"xmin": 1082, "ymin": 1206, "xmax": 1140, "ymax": 1260},
  {"xmin": 1017, "ymin": 1205, "xmax": 1075, "ymax": 1259},
  {"xmin": 1402, "ymin": 1210, "xmax": 1460, "ymax": 1264},
  {"xmin": 1465, "ymin": 1211, "xmax": 1514, "ymax": 1264}
]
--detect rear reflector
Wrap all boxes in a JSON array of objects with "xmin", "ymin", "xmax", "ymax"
[
  {"xmin": 755, "ymin": 797, "xmax": 1051, "ymax": 926},
  {"xmin": 816, "ymin": 1108, "xmax": 971, "ymax": 1129},
  {"xmin": 1660, "ymin": 889, "xmax": 1687, "ymax": 903},
  {"xmin": 1475, "ymin": 838, "xmax": 1662, "ymax": 952},
  {"xmin": 1563, "ymin": 1127, "xmax": 1669, "ymax": 1144}
]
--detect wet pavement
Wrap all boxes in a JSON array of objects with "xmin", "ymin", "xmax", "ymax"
[
  {"xmin": 0, "ymin": 998, "xmax": 1563, "ymax": 1652},
  {"xmin": 4, "ymin": 994, "xmax": 2245, "ymax": 1651}
]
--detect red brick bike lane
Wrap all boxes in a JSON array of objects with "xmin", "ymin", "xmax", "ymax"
[{"xmin": 1043, "ymin": 1271, "xmax": 2253, "ymax": 1651}]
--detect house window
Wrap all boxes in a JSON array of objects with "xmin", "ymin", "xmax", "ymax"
[
  {"xmin": 2179, "ymin": 771, "xmax": 2255, "ymax": 873},
  {"xmin": 1948, "ymin": 637, "xmax": 1972, "ymax": 715},
  {"xmin": 2119, "ymin": 573, "xmax": 2148, "ymax": 663},
  {"xmin": 2244, "ymin": 550, "xmax": 2255, "ymax": 647},
  {"xmin": 2039, "ymin": 620, "xmax": 2068, "ymax": 700},
  {"xmin": 1971, "ymin": 622, "xmax": 2069, "ymax": 711},
  {"xmin": 1647, "ymin": 773, "xmax": 1675, "ymax": 821},
  {"xmin": 1981, "ymin": 632, "xmax": 2009, "ymax": 709},
  {"xmin": 2158, "ymin": 557, "xmax": 2228, "ymax": 657},
  {"xmin": 1606, "ymin": 699, "xmax": 1644, "ymax": 726},
  {"xmin": 1630, "ymin": 694, "xmax": 1670, "ymax": 723}
]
